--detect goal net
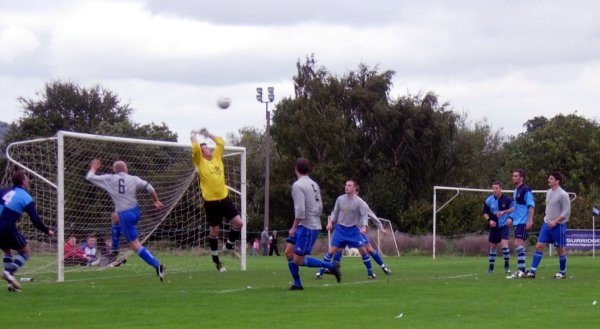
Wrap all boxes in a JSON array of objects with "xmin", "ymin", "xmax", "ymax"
[{"xmin": 2, "ymin": 131, "xmax": 246, "ymax": 282}]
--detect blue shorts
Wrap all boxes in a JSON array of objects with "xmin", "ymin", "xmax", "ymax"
[
  {"xmin": 514, "ymin": 224, "xmax": 529, "ymax": 240},
  {"xmin": 537, "ymin": 222, "xmax": 567, "ymax": 247},
  {"xmin": 330, "ymin": 224, "xmax": 366, "ymax": 249},
  {"xmin": 488, "ymin": 225, "xmax": 509, "ymax": 244},
  {"xmin": 361, "ymin": 233, "xmax": 370, "ymax": 245},
  {"xmin": 117, "ymin": 207, "xmax": 141, "ymax": 243},
  {"xmin": 0, "ymin": 231, "xmax": 27, "ymax": 251},
  {"xmin": 286, "ymin": 226, "xmax": 320, "ymax": 256}
]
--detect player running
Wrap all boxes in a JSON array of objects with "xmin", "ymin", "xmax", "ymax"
[
  {"xmin": 316, "ymin": 194, "xmax": 392, "ymax": 279},
  {"xmin": 319, "ymin": 180, "xmax": 374, "ymax": 280},
  {"xmin": 285, "ymin": 158, "xmax": 340, "ymax": 290},
  {"xmin": 1, "ymin": 171, "xmax": 55, "ymax": 292}
]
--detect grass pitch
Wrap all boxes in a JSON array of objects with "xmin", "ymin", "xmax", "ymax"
[{"xmin": 2, "ymin": 254, "xmax": 599, "ymax": 328}]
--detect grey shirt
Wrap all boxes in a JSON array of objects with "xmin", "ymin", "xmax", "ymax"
[
  {"xmin": 544, "ymin": 186, "xmax": 571, "ymax": 224},
  {"xmin": 86, "ymin": 171, "xmax": 155, "ymax": 212},
  {"xmin": 330, "ymin": 194, "xmax": 368, "ymax": 228},
  {"xmin": 357, "ymin": 196, "xmax": 384, "ymax": 230},
  {"xmin": 292, "ymin": 175, "xmax": 323, "ymax": 230}
]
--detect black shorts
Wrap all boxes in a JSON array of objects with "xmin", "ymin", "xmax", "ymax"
[
  {"xmin": 204, "ymin": 196, "xmax": 239, "ymax": 227},
  {"xmin": 0, "ymin": 231, "xmax": 27, "ymax": 251}
]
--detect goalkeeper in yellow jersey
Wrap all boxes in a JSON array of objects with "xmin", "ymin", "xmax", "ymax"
[{"xmin": 191, "ymin": 128, "xmax": 244, "ymax": 272}]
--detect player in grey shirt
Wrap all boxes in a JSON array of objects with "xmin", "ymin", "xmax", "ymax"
[
  {"xmin": 284, "ymin": 158, "xmax": 340, "ymax": 290},
  {"xmin": 526, "ymin": 171, "xmax": 571, "ymax": 279},
  {"xmin": 318, "ymin": 180, "xmax": 374, "ymax": 279},
  {"xmin": 316, "ymin": 193, "xmax": 392, "ymax": 279},
  {"xmin": 86, "ymin": 159, "xmax": 165, "ymax": 281}
]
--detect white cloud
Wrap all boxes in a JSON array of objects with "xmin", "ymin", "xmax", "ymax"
[
  {"xmin": 1, "ymin": 0, "xmax": 599, "ymax": 141},
  {"xmin": 0, "ymin": 26, "xmax": 40, "ymax": 62}
]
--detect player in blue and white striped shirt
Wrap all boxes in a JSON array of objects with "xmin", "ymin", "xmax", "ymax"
[
  {"xmin": 507, "ymin": 169, "xmax": 535, "ymax": 278},
  {"xmin": 1, "ymin": 171, "xmax": 55, "ymax": 292},
  {"xmin": 482, "ymin": 181, "xmax": 513, "ymax": 273}
]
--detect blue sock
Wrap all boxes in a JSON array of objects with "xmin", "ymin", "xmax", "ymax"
[
  {"xmin": 3, "ymin": 255, "xmax": 14, "ymax": 272},
  {"xmin": 288, "ymin": 259, "xmax": 301, "ymax": 287},
  {"xmin": 3, "ymin": 255, "xmax": 17, "ymax": 273},
  {"xmin": 517, "ymin": 246, "xmax": 526, "ymax": 271},
  {"xmin": 319, "ymin": 252, "xmax": 333, "ymax": 275},
  {"xmin": 502, "ymin": 247, "xmax": 510, "ymax": 268},
  {"xmin": 362, "ymin": 253, "xmax": 373, "ymax": 275},
  {"xmin": 137, "ymin": 247, "xmax": 159, "ymax": 269},
  {"xmin": 304, "ymin": 257, "xmax": 328, "ymax": 268},
  {"xmin": 370, "ymin": 251, "xmax": 384, "ymax": 267},
  {"xmin": 333, "ymin": 252, "xmax": 342, "ymax": 262},
  {"xmin": 488, "ymin": 249, "xmax": 497, "ymax": 271},
  {"xmin": 530, "ymin": 250, "xmax": 543, "ymax": 273},
  {"xmin": 559, "ymin": 255, "xmax": 567, "ymax": 274},
  {"xmin": 111, "ymin": 224, "xmax": 121, "ymax": 250},
  {"xmin": 10, "ymin": 252, "xmax": 29, "ymax": 274}
]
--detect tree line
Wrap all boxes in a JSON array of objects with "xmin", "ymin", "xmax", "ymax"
[{"xmin": 3, "ymin": 57, "xmax": 600, "ymax": 239}]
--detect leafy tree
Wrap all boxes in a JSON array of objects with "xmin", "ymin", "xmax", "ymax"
[
  {"xmin": 502, "ymin": 113, "xmax": 600, "ymax": 230},
  {"xmin": 270, "ymin": 56, "xmax": 462, "ymax": 230},
  {"xmin": 2, "ymin": 80, "xmax": 177, "ymax": 150}
]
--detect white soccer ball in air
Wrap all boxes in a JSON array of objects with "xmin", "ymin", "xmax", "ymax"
[{"xmin": 217, "ymin": 97, "xmax": 230, "ymax": 109}]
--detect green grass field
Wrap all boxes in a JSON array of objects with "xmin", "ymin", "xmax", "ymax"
[{"xmin": 2, "ymin": 254, "xmax": 599, "ymax": 328}]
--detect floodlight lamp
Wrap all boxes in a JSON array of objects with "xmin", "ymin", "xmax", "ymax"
[{"xmin": 267, "ymin": 87, "xmax": 274, "ymax": 102}]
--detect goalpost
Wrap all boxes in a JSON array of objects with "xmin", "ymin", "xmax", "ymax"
[
  {"xmin": 2, "ymin": 131, "xmax": 246, "ymax": 281},
  {"xmin": 432, "ymin": 186, "xmax": 576, "ymax": 259}
]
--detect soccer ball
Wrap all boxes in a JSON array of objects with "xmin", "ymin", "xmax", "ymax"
[{"xmin": 217, "ymin": 97, "xmax": 230, "ymax": 109}]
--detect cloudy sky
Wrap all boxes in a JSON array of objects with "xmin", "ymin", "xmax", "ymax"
[{"xmin": 1, "ymin": 0, "xmax": 598, "ymax": 144}]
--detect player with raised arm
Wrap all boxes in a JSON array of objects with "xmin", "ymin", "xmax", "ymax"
[
  {"xmin": 285, "ymin": 158, "xmax": 340, "ymax": 290},
  {"xmin": 1, "ymin": 171, "xmax": 55, "ymax": 292},
  {"xmin": 525, "ymin": 171, "xmax": 571, "ymax": 279},
  {"xmin": 316, "ymin": 194, "xmax": 392, "ymax": 279},
  {"xmin": 507, "ymin": 169, "xmax": 535, "ymax": 279},
  {"xmin": 191, "ymin": 128, "xmax": 244, "ymax": 272},
  {"xmin": 86, "ymin": 159, "xmax": 165, "ymax": 281},
  {"xmin": 482, "ymin": 181, "xmax": 513, "ymax": 274}
]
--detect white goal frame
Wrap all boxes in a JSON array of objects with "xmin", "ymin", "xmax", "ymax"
[
  {"xmin": 432, "ymin": 186, "xmax": 576, "ymax": 259},
  {"xmin": 5, "ymin": 131, "xmax": 247, "ymax": 281}
]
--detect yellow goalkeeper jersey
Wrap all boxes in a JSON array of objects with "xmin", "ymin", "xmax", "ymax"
[{"xmin": 192, "ymin": 137, "xmax": 228, "ymax": 201}]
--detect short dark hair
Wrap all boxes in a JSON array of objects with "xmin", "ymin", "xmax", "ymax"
[
  {"xmin": 514, "ymin": 169, "xmax": 525, "ymax": 179},
  {"xmin": 12, "ymin": 170, "xmax": 27, "ymax": 186},
  {"xmin": 492, "ymin": 180, "xmax": 503, "ymax": 188},
  {"xmin": 548, "ymin": 171, "xmax": 562, "ymax": 182},
  {"xmin": 295, "ymin": 158, "xmax": 310, "ymax": 175},
  {"xmin": 200, "ymin": 143, "xmax": 207, "ymax": 148}
]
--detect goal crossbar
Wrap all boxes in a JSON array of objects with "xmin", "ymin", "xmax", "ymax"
[
  {"xmin": 432, "ymin": 186, "xmax": 576, "ymax": 259},
  {"xmin": 4, "ymin": 131, "xmax": 247, "ymax": 281}
]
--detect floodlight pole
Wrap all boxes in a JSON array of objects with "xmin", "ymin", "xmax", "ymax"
[{"xmin": 256, "ymin": 87, "xmax": 274, "ymax": 231}]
